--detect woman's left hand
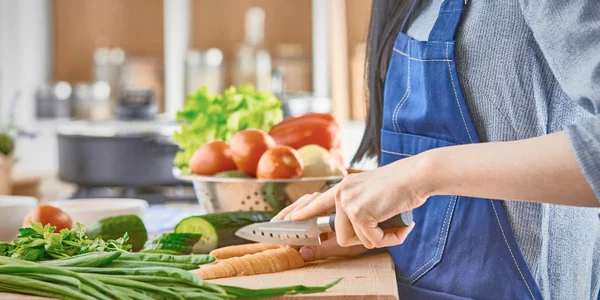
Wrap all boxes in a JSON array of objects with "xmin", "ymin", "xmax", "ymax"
[{"xmin": 275, "ymin": 154, "xmax": 436, "ymax": 249}]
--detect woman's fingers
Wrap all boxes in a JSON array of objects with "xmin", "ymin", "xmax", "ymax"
[
  {"xmin": 290, "ymin": 187, "xmax": 337, "ymax": 221},
  {"xmin": 361, "ymin": 222, "xmax": 415, "ymax": 248},
  {"xmin": 272, "ymin": 192, "xmax": 320, "ymax": 221},
  {"xmin": 298, "ymin": 234, "xmax": 368, "ymax": 261},
  {"xmin": 334, "ymin": 199, "xmax": 358, "ymax": 247},
  {"xmin": 351, "ymin": 224, "xmax": 374, "ymax": 249},
  {"xmin": 284, "ymin": 192, "xmax": 324, "ymax": 220}
]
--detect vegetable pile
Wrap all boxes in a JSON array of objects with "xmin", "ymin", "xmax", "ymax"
[
  {"xmin": 0, "ymin": 251, "xmax": 340, "ymax": 299},
  {"xmin": 185, "ymin": 118, "xmax": 347, "ymax": 180},
  {"xmin": 0, "ymin": 222, "xmax": 341, "ymax": 299},
  {"xmin": 174, "ymin": 84, "xmax": 349, "ymax": 180},
  {"xmin": 173, "ymin": 85, "xmax": 284, "ymax": 170}
]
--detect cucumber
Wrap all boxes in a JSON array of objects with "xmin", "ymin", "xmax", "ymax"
[
  {"xmin": 174, "ymin": 211, "xmax": 277, "ymax": 254},
  {"xmin": 142, "ymin": 233, "xmax": 202, "ymax": 255},
  {"xmin": 261, "ymin": 182, "xmax": 290, "ymax": 212},
  {"xmin": 86, "ymin": 215, "xmax": 148, "ymax": 252}
]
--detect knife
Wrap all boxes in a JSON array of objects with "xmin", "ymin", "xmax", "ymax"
[{"xmin": 235, "ymin": 211, "xmax": 413, "ymax": 245}]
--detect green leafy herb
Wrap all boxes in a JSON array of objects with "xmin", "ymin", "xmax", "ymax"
[
  {"xmin": 173, "ymin": 84, "xmax": 283, "ymax": 169},
  {"xmin": 3, "ymin": 222, "xmax": 131, "ymax": 261},
  {"xmin": 0, "ymin": 243, "xmax": 15, "ymax": 257}
]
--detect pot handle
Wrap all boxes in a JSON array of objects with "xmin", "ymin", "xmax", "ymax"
[{"xmin": 144, "ymin": 136, "xmax": 180, "ymax": 154}]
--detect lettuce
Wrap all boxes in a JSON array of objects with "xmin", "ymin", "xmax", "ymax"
[{"xmin": 173, "ymin": 84, "xmax": 283, "ymax": 169}]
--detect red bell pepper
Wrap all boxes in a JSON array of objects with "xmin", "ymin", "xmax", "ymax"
[{"xmin": 268, "ymin": 113, "xmax": 343, "ymax": 164}]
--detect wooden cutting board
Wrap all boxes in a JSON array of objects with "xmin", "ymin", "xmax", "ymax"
[{"xmin": 0, "ymin": 252, "xmax": 398, "ymax": 300}]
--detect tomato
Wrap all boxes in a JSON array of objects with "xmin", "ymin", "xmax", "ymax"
[
  {"xmin": 256, "ymin": 145, "xmax": 304, "ymax": 179},
  {"xmin": 23, "ymin": 204, "xmax": 73, "ymax": 232},
  {"xmin": 230, "ymin": 129, "xmax": 276, "ymax": 176},
  {"xmin": 189, "ymin": 140, "xmax": 237, "ymax": 176}
]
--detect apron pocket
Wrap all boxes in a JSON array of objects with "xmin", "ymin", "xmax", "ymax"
[{"xmin": 380, "ymin": 129, "xmax": 458, "ymax": 284}]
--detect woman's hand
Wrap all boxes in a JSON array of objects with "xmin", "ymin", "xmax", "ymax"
[
  {"xmin": 274, "ymin": 153, "xmax": 434, "ymax": 250},
  {"xmin": 272, "ymin": 191, "xmax": 369, "ymax": 261}
]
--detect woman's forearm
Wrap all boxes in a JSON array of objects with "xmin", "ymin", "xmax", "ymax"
[{"xmin": 423, "ymin": 131, "xmax": 598, "ymax": 207}]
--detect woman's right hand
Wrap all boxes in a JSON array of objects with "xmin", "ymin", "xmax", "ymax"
[{"xmin": 272, "ymin": 192, "xmax": 369, "ymax": 262}]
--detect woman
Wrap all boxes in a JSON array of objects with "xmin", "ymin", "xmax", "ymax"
[{"xmin": 274, "ymin": 0, "xmax": 600, "ymax": 299}]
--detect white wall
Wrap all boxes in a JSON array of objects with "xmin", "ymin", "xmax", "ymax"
[{"xmin": 0, "ymin": 0, "xmax": 54, "ymax": 175}]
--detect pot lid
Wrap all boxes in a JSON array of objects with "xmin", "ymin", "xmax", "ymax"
[{"xmin": 56, "ymin": 119, "xmax": 180, "ymax": 137}]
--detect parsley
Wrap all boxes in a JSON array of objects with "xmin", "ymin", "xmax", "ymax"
[{"xmin": 1, "ymin": 222, "xmax": 132, "ymax": 261}]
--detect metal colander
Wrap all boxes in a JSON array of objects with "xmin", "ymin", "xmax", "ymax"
[{"xmin": 173, "ymin": 169, "xmax": 343, "ymax": 213}]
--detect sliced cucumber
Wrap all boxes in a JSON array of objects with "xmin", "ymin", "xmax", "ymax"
[
  {"xmin": 173, "ymin": 217, "xmax": 219, "ymax": 254},
  {"xmin": 174, "ymin": 211, "xmax": 276, "ymax": 253}
]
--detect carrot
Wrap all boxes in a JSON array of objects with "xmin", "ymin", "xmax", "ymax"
[
  {"xmin": 192, "ymin": 248, "xmax": 305, "ymax": 280},
  {"xmin": 209, "ymin": 243, "xmax": 280, "ymax": 260}
]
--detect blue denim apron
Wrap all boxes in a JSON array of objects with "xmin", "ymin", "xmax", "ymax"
[{"xmin": 380, "ymin": 1, "xmax": 544, "ymax": 299}]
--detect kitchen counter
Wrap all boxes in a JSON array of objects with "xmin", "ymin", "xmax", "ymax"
[{"xmin": 0, "ymin": 252, "xmax": 399, "ymax": 300}]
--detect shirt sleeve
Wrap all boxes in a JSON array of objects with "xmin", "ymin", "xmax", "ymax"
[{"xmin": 518, "ymin": 0, "xmax": 600, "ymax": 202}]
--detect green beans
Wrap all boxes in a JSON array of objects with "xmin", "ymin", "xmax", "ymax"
[
  {"xmin": 219, "ymin": 278, "xmax": 344, "ymax": 298},
  {"xmin": 21, "ymin": 273, "xmax": 82, "ymax": 289},
  {"xmin": 0, "ymin": 283, "xmax": 73, "ymax": 300},
  {"xmin": 64, "ymin": 266, "xmax": 204, "ymax": 286},
  {"xmin": 87, "ymin": 274, "xmax": 185, "ymax": 300},
  {"xmin": 0, "ymin": 252, "xmax": 342, "ymax": 299},
  {"xmin": 106, "ymin": 259, "xmax": 200, "ymax": 270},
  {"xmin": 0, "ymin": 274, "xmax": 96, "ymax": 300},
  {"xmin": 110, "ymin": 285, "xmax": 155, "ymax": 300},
  {"xmin": 0, "ymin": 264, "xmax": 122, "ymax": 300},
  {"xmin": 118, "ymin": 251, "xmax": 215, "ymax": 265},
  {"xmin": 40, "ymin": 251, "xmax": 123, "ymax": 267}
]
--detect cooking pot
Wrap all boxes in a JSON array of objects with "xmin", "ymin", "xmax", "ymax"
[
  {"xmin": 277, "ymin": 92, "xmax": 332, "ymax": 117},
  {"xmin": 57, "ymin": 120, "xmax": 181, "ymax": 187}
]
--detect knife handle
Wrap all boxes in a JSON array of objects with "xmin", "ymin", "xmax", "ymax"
[{"xmin": 327, "ymin": 211, "xmax": 413, "ymax": 232}]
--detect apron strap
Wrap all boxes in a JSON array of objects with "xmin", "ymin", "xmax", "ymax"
[{"xmin": 427, "ymin": 0, "xmax": 466, "ymax": 42}]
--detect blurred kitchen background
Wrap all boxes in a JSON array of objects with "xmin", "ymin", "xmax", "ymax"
[{"xmin": 0, "ymin": 0, "xmax": 374, "ymax": 205}]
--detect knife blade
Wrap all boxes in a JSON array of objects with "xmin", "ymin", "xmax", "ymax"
[{"xmin": 235, "ymin": 211, "xmax": 413, "ymax": 245}]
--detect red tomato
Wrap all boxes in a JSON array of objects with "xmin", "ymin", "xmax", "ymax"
[
  {"xmin": 189, "ymin": 140, "xmax": 237, "ymax": 176},
  {"xmin": 23, "ymin": 204, "xmax": 73, "ymax": 232},
  {"xmin": 256, "ymin": 145, "xmax": 304, "ymax": 179},
  {"xmin": 230, "ymin": 129, "xmax": 276, "ymax": 176}
]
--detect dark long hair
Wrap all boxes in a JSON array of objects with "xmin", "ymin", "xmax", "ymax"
[{"xmin": 351, "ymin": 0, "xmax": 422, "ymax": 166}]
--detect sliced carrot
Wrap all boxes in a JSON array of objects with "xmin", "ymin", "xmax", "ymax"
[
  {"xmin": 282, "ymin": 247, "xmax": 305, "ymax": 269},
  {"xmin": 192, "ymin": 247, "xmax": 305, "ymax": 280},
  {"xmin": 209, "ymin": 243, "xmax": 281, "ymax": 260},
  {"xmin": 220, "ymin": 260, "xmax": 238, "ymax": 277},
  {"xmin": 235, "ymin": 255, "xmax": 255, "ymax": 276}
]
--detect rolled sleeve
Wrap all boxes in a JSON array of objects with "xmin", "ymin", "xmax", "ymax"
[
  {"xmin": 567, "ymin": 115, "xmax": 600, "ymax": 202},
  {"xmin": 519, "ymin": 0, "xmax": 600, "ymax": 202}
]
